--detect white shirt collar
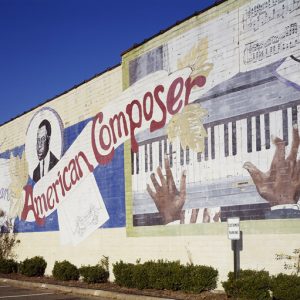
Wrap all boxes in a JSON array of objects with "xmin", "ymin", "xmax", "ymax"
[{"xmin": 39, "ymin": 151, "xmax": 50, "ymax": 178}]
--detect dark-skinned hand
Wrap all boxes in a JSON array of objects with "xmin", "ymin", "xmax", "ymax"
[
  {"xmin": 244, "ymin": 125, "xmax": 300, "ymax": 207},
  {"xmin": 147, "ymin": 156, "xmax": 186, "ymax": 224}
]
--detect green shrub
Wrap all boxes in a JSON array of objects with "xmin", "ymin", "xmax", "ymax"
[
  {"xmin": 222, "ymin": 269, "xmax": 271, "ymax": 300},
  {"xmin": 132, "ymin": 262, "xmax": 149, "ymax": 289},
  {"xmin": 271, "ymin": 273, "xmax": 300, "ymax": 300},
  {"xmin": 112, "ymin": 260, "xmax": 218, "ymax": 293},
  {"xmin": 0, "ymin": 258, "xmax": 18, "ymax": 274},
  {"xmin": 19, "ymin": 256, "xmax": 47, "ymax": 277},
  {"xmin": 145, "ymin": 260, "xmax": 182, "ymax": 290},
  {"xmin": 181, "ymin": 264, "xmax": 218, "ymax": 292},
  {"xmin": 79, "ymin": 265, "xmax": 109, "ymax": 283},
  {"xmin": 113, "ymin": 261, "xmax": 135, "ymax": 288},
  {"xmin": 113, "ymin": 260, "xmax": 181, "ymax": 290},
  {"xmin": 52, "ymin": 260, "xmax": 79, "ymax": 281}
]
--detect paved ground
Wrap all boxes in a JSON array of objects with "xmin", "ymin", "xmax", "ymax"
[
  {"xmin": 0, "ymin": 284, "xmax": 110, "ymax": 299},
  {"xmin": 0, "ymin": 278, "xmax": 171, "ymax": 300}
]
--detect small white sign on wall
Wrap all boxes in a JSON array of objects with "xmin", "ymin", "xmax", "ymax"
[{"xmin": 227, "ymin": 217, "xmax": 240, "ymax": 240}]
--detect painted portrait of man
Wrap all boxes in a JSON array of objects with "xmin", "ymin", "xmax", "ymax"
[
  {"xmin": 25, "ymin": 107, "xmax": 63, "ymax": 186},
  {"xmin": 32, "ymin": 119, "xmax": 59, "ymax": 183}
]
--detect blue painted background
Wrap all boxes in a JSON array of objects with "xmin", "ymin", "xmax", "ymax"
[{"xmin": 0, "ymin": 118, "xmax": 126, "ymax": 232}]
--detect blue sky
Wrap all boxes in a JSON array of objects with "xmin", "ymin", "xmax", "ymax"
[{"xmin": 0, "ymin": 0, "xmax": 216, "ymax": 125}]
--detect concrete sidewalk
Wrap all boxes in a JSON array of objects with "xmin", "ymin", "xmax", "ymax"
[{"xmin": 0, "ymin": 278, "xmax": 174, "ymax": 300}]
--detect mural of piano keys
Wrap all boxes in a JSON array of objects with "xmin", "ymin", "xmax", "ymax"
[
  {"xmin": 130, "ymin": 30, "xmax": 300, "ymax": 227},
  {"xmin": 244, "ymin": 125, "xmax": 300, "ymax": 210}
]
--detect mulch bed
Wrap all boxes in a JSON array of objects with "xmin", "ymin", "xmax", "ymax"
[{"xmin": 0, "ymin": 273, "xmax": 227, "ymax": 300}]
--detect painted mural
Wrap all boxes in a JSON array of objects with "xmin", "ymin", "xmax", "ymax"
[
  {"xmin": 127, "ymin": 0, "xmax": 300, "ymax": 228},
  {"xmin": 0, "ymin": 107, "xmax": 126, "ymax": 244},
  {"xmin": 1, "ymin": 0, "xmax": 300, "ymax": 243}
]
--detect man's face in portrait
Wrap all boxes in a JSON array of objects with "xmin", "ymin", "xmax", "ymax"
[{"xmin": 36, "ymin": 125, "xmax": 49, "ymax": 161}]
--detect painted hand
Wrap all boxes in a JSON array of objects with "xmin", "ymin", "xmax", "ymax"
[
  {"xmin": 203, "ymin": 208, "xmax": 221, "ymax": 223},
  {"xmin": 147, "ymin": 156, "xmax": 186, "ymax": 224},
  {"xmin": 244, "ymin": 125, "xmax": 300, "ymax": 206}
]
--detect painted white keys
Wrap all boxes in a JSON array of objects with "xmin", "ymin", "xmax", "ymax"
[
  {"xmin": 225, "ymin": 122, "xmax": 234, "ymax": 177},
  {"xmin": 260, "ymin": 114, "xmax": 266, "ymax": 149},
  {"xmin": 152, "ymin": 141, "xmax": 160, "ymax": 174},
  {"xmin": 275, "ymin": 109, "xmax": 283, "ymax": 140},
  {"xmin": 287, "ymin": 107, "xmax": 293, "ymax": 154},
  {"xmin": 205, "ymin": 127, "xmax": 212, "ymax": 181},
  {"xmin": 249, "ymin": 115, "xmax": 259, "ymax": 168},
  {"xmin": 228, "ymin": 122, "xmax": 232, "ymax": 157},
  {"xmin": 194, "ymin": 149, "xmax": 202, "ymax": 183},
  {"xmin": 240, "ymin": 118, "xmax": 249, "ymax": 176},
  {"xmin": 143, "ymin": 143, "xmax": 152, "ymax": 193},
  {"xmin": 258, "ymin": 114, "xmax": 269, "ymax": 172},
  {"xmin": 235, "ymin": 120, "xmax": 243, "ymax": 176},
  {"xmin": 158, "ymin": 139, "xmax": 163, "ymax": 170},
  {"xmin": 162, "ymin": 138, "xmax": 167, "ymax": 171},
  {"xmin": 210, "ymin": 126, "xmax": 219, "ymax": 180},
  {"xmin": 145, "ymin": 140, "xmax": 159, "ymax": 192},
  {"xmin": 186, "ymin": 146, "xmax": 195, "ymax": 184},
  {"xmin": 138, "ymin": 145, "xmax": 145, "ymax": 192},
  {"xmin": 167, "ymin": 140, "xmax": 177, "ymax": 183},
  {"xmin": 174, "ymin": 137, "xmax": 183, "ymax": 186},
  {"xmin": 144, "ymin": 143, "xmax": 149, "ymax": 175},
  {"xmin": 213, "ymin": 124, "xmax": 221, "ymax": 179},
  {"xmin": 218, "ymin": 124, "xmax": 226, "ymax": 179},
  {"xmin": 269, "ymin": 110, "xmax": 277, "ymax": 156}
]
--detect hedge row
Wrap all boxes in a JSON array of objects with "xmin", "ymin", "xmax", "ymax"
[
  {"xmin": 1, "ymin": 257, "xmax": 300, "ymax": 299},
  {"xmin": 19, "ymin": 256, "xmax": 47, "ymax": 277},
  {"xmin": 222, "ymin": 269, "xmax": 300, "ymax": 300},
  {"xmin": 0, "ymin": 257, "xmax": 109, "ymax": 284},
  {"xmin": 0, "ymin": 256, "xmax": 47, "ymax": 276},
  {"xmin": 52, "ymin": 260, "xmax": 109, "ymax": 283},
  {"xmin": 0, "ymin": 258, "xmax": 18, "ymax": 274},
  {"xmin": 112, "ymin": 260, "xmax": 218, "ymax": 293}
]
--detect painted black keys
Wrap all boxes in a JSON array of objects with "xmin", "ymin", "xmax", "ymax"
[
  {"xmin": 145, "ymin": 144, "xmax": 148, "ymax": 172},
  {"xmin": 292, "ymin": 106, "xmax": 298, "ymax": 125},
  {"xmin": 211, "ymin": 126, "xmax": 215, "ymax": 159},
  {"xmin": 159, "ymin": 140, "xmax": 162, "ymax": 167},
  {"xmin": 131, "ymin": 151, "xmax": 134, "ymax": 175},
  {"xmin": 264, "ymin": 113, "xmax": 270, "ymax": 149},
  {"xmin": 136, "ymin": 150, "xmax": 139, "ymax": 174},
  {"xmin": 224, "ymin": 123, "xmax": 229, "ymax": 157},
  {"xmin": 282, "ymin": 108, "xmax": 288, "ymax": 146},
  {"xmin": 232, "ymin": 122, "xmax": 237, "ymax": 156},
  {"xmin": 169, "ymin": 142, "xmax": 173, "ymax": 167},
  {"xmin": 150, "ymin": 143, "xmax": 153, "ymax": 172},
  {"xmin": 186, "ymin": 146, "xmax": 190, "ymax": 164},
  {"xmin": 180, "ymin": 145, "xmax": 184, "ymax": 165},
  {"xmin": 247, "ymin": 117, "xmax": 252, "ymax": 153},
  {"xmin": 255, "ymin": 116, "xmax": 261, "ymax": 151}
]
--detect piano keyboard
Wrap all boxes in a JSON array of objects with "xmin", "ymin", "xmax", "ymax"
[{"xmin": 131, "ymin": 102, "xmax": 300, "ymax": 193}]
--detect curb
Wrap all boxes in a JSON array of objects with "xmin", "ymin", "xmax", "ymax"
[{"xmin": 0, "ymin": 278, "xmax": 174, "ymax": 300}]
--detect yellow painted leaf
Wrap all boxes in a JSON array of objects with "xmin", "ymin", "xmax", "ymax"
[
  {"xmin": 177, "ymin": 37, "xmax": 213, "ymax": 79},
  {"xmin": 167, "ymin": 104, "xmax": 207, "ymax": 153},
  {"xmin": 8, "ymin": 153, "xmax": 28, "ymax": 218}
]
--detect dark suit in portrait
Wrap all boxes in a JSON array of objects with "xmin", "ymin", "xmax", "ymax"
[
  {"xmin": 33, "ymin": 119, "xmax": 59, "ymax": 183},
  {"xmin": 33, "ymin": 151, "xmax": 58, "ymax": 183}
]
